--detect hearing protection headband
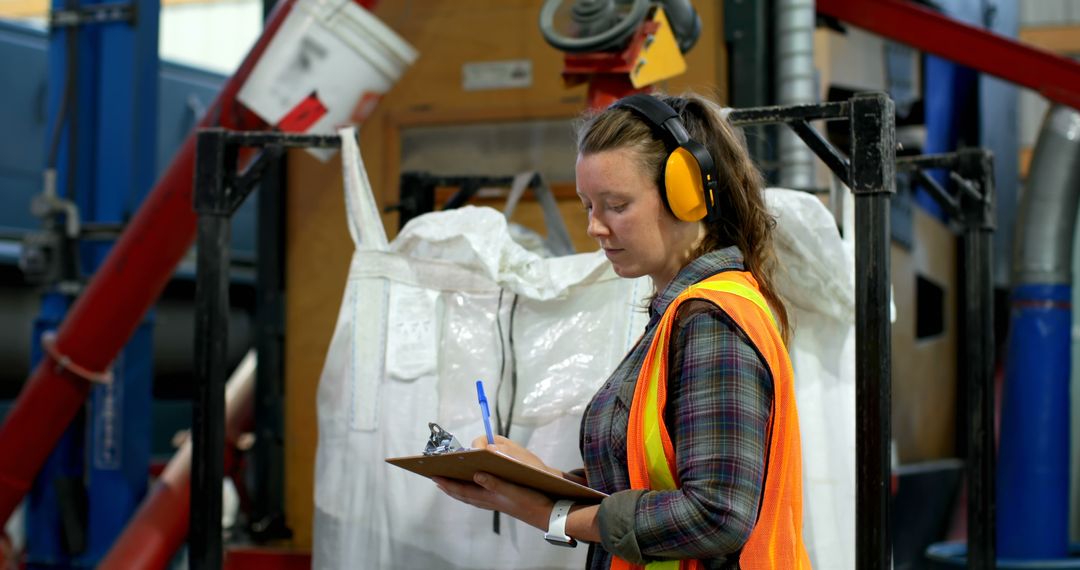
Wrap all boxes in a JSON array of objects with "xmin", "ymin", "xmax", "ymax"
[{"xmin": 609, "ymin": 94, "xmax": 720, "ymax": 223}]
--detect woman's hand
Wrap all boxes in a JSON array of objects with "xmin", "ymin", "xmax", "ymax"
[
  {"xmin": 470, "ymin": 435, "xmax": 563, "ymax": 479},
  {"xmin": 432, "ymin": 473, "xmax": 553, "ymax": 530}
]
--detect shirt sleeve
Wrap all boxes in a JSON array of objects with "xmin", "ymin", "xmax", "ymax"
[{"xmin": 597, "ymin": 300, "xmax": 774, "ymax": 562}]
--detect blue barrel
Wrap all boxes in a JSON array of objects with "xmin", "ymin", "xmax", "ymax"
[{"xmin": 998, "ymin": 283, "xmax": 1072, "ymax": 559}]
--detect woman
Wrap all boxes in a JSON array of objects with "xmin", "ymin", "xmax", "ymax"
[{"xmin": 434, "ymin": 92, "xmax": 810, "ymax": 570}]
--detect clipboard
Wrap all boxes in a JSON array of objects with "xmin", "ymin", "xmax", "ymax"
[{"xmin": 385, "ymin": 423, "xmax": 606, "ymax": 502}]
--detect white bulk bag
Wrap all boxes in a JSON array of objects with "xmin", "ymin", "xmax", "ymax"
[
  {"xmin": 766, "ymin": 188, "xmax": 856, "ymax": 570},
  {"xmin": 314, "ymin": 128, "xmax": 649, "ymax": 570},
  {"xmin": 314, "ymin": 128, "xmax": 855, "ymax": 569}
]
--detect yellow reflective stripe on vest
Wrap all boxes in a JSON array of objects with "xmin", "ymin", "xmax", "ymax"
[
  {"xmin": 642, "ymin": 337, "xmax": 676, "ymax": 491},
  {"xmin": 622, "ymin": 272, "xmax": 808, "ymax": 570},
  {"xmin": 686, "ymin": 280, "xmax": 777, "ymax": 330},
  {"xmin": 640, "ymin": 278, "xmax": 773, "ymax": 570},
  {"xmin": 641, "ymin": 277, "xmax": 776, "ymax": 500}
]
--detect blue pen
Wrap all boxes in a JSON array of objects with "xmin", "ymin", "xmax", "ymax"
[{"xmin": 476, "ymin": 380, "xmax": 495, "ymax": 445}]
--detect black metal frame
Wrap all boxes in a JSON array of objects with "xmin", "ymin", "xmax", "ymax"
[
  {"xmin": 729, "ymin": 92, "xmax": 898, "ymax": 570},
  {"xmin": 728, "ymin": 95, "xmax": 996, "ymax": 569},
  {"xmin": 895, "ymin": 150, "xmax": 997, "ymax": 570},
  {"xmin": 191, "ymin": 94, "xmax": 996, "ymax": 570},
  {"xmin": 192, "ymin": 129, "xmax": 341, "ymax": 570},
  {"xmin": 393, "ymin": 172, "xmax": 529, "ymax": 230},
  {"xmin": 250, "ymin": 155, "xmax": 292, "ymax": 542}
]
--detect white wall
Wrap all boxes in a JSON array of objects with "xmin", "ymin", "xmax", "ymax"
[
  {"xmin": 159, "ymin": 0, "xmax": 263, "ymax": 75},
  {"xmin": 1020, "ymin": 0, "xmax": 1080, "ymax": 25}
]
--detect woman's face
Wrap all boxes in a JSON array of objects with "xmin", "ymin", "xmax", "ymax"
[{"xmin": 576, "ymin": 148, "xmax": 705, "ymax": 290}]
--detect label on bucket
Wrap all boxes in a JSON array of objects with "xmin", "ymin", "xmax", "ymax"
[
  {"xmin": 238, "ymin": 0, "xmax": 417, "ymax": 160},
  {"xmin": 279, "ymin": 91, "xmax": 329, "ymax": 132}
]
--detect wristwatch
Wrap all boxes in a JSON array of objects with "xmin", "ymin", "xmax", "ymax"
[{"xmin": 544, "ymin": 500, "xmax": 577, "ymax": 547}]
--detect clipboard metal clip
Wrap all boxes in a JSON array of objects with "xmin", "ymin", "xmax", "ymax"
[{"xmin": 424, "ymin": 422, "xmax": 464, "ymax": 456}]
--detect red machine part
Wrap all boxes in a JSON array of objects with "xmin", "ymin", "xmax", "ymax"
[
  {"xmin": 97, "ymin": 354, "xmax": 255, "ymax": 570},
  {"xmin": 0, "ymin": 0, "xmax": 388, "ymax": 531},
  {"xmin": 817, "ymin": 0, "xmax": 1080, "ymax": 110},
  {"xmin": 562, "ymin": 20, "xmax": 660, "ymax": 109}
]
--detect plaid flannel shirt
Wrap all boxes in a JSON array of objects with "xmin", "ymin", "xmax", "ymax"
[{"xmin": 580, "ymin": 247, "xmax": 774, "ymax": 570}]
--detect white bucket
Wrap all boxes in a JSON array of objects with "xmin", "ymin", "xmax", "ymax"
[{"xmin": 237, "ymin": 0, "xmax": 417, "ymax": 160}]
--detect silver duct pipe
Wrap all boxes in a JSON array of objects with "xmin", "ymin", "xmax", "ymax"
[
  {"xmin": 998, "ymin": 104, "xmax": 1080, "ymax": 559},
  {"xmin": 1012, "ymin": 106, "xmax": 1080, "ymax": 285},
  {"xmin": 776, "ymin": 0, "xmax": 816, "ymax": 189}
]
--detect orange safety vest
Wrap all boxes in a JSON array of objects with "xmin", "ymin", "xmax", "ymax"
[{"xmin": 610, "ymin": 271, "xmax": 811, "ymax": 570}]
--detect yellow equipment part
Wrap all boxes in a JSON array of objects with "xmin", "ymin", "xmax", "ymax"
[{"xmin": 630, "ymin": 6, "xmax": 688, "ymax": 89}]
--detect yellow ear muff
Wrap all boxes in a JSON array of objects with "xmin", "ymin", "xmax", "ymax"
[{"xmin": 664, "ymin": 147, "xmax": 708, "ymax": 222}]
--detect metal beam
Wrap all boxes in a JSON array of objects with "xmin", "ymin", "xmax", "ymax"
[
  {"xmin": 192, "ymin": 129, "xmax": 230, "ymax": 570},
  {"xmin": 191, "ymin": 128, "xmax": 341, "ymax": 569},
  {"xmin": 252, "ymin": 155, "xmax": 290, "ymax": 542},
  {"xmin": 957, "ymin": 149, "xmax": 997, "ymax": 570},
  {"xmin": 817, "ymin": 0, "xmax": 1080, "ymax": 110},
  {"xmin": 788, "ymin": 120, "xmax": 850, "ymax": 186},
  {"xmin": 849, "ymin": 92, "xmax": 896, "ymax": 570},
  {"xmin": 728, "ymin": 100, "xmax": 850, "ymax": 125}
]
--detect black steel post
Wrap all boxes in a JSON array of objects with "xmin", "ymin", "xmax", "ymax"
[
  {"xmin": 189, "ymin": 128, "xmax": 343, "ymax": 568},
  {"xmin": 723, "ymin": 0, "xmax": 774, "ymax": 179},
  {"xmin": 192, "ymin": 128, "xmax": 230, "ymax": 570},
  {"xmin": 849, "ymin": 92, "xmax": 896, "ymax": 570},
  {"xmin": 957, "ymin": 149, "xmax": 996, "ymax": 569},
  {"xmin": 252, "ymin": 157, "xmax": 290, "ymax": 541}
]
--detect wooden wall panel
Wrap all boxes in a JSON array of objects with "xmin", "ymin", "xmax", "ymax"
[
  {"xmin": 817, "ymin": 23, "xmax": 959, "ymax": 462},
  {"xmin": 890, "ymin": 210, "xmax": 958, "ymax": 463},
  {"xmin": 284, "ymin": 0, "xmax": 725, "ymax": 548},
  {"xmin": 1019, "ymin": 24, "xmax": 1080, "ymax": 54},
  {"xmin": 283, "ymin": 150, "xmax": 349, "ymax": 550}
]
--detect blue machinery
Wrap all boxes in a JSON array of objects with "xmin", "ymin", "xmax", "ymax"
[
  {"xmin": 999, "ymin": 106, "xmax": 1080, "ymax": 562},
  {"xmin": 26, "ymin": 0, "xmax": 159, "ymax": 564}
]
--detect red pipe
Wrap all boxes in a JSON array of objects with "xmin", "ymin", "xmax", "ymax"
[
  {"xmin": 817, "ymin": 0, "xmax": 1080, "ymax": 110},
  {"xmin": 0, "ymin": 0, "xmax": 298, "ymax": 524},
  {"xmin": 98, "ymin": 443, "xmax": 194, "ymax": 569},
  {"xmin": 98, "ymin": 353, "xmax": 256, "ymax": 570}
]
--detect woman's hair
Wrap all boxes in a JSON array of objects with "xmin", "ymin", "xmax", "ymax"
[{"xmin": 576, "ymin": 91, "xmax": 790, "ymax": 341}]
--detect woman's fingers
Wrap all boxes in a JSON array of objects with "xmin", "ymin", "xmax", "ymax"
[
  {"xmin": 469, "ymin": 437, "xmax": 552, "ymax": 473},
  {"xmin": 433, "ymin": 473, "xmax": 554, "ymax": 530},
  {"xmin": 432, "ymin": 475, "xmax": 496, "ymax": 509},
  {"xmin": 470, "ymin": 434, "xmax": 514, "ymax": 449},
  {"xmin": 473, "ymin": 472, "xmax": 494, "ymax": 489}
]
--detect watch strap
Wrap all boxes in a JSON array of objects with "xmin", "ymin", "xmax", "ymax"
[{"xmin": 544, "ymin": 499, "xmax": 577, "ymax": 547}]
